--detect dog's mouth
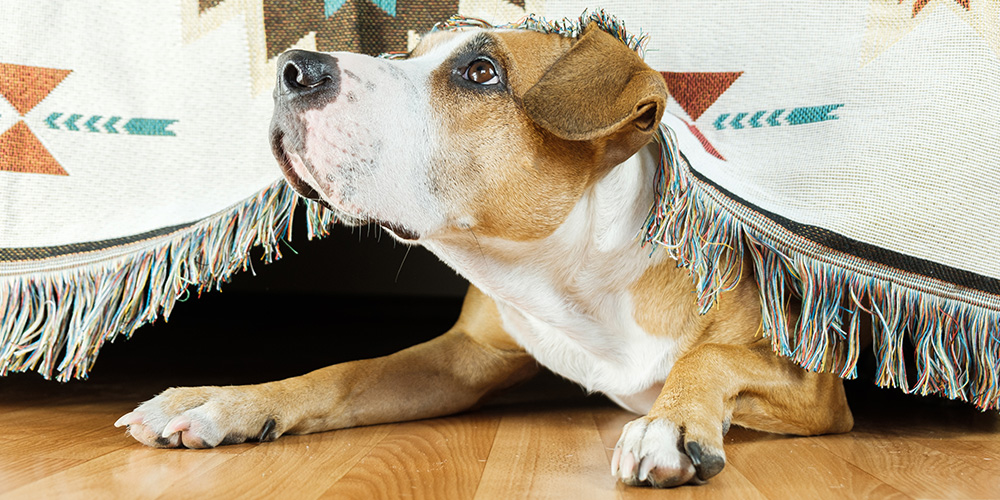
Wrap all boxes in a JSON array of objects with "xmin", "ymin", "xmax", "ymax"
[
  {"xmin": 270, "ymin": 129, "xmax": 420, "ymax": 242},
  {"xmin": 270, "ymin": 130, "xmax": 328, "ymax": 207}
]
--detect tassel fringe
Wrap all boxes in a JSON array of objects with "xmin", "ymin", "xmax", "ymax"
[
  {"xmin": 644, "ymin": 124, "xmax": 1000, "ymax": 410},
  {"xmin": 430, "ymin": 10, "xmax": 650, "ymax": 56},
  {"xmin": 0, "ymin": 180, "xmax": 335, "ymax": 381}
]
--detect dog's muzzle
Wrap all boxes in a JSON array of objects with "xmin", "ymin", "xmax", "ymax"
[
  {"xmin": 269, "ymin": 50, "xmax": 421, "ymax": 242},
  {"xmin": 270, "ymin": 50, "xmax": 344, "ymax": 208}
]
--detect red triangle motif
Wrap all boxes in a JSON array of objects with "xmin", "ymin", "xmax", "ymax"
[
  {"xmin": 0, "ymin": 121, "xmax": 68, "ymax": 175},
  {"xmin": 661, "ymin": 71, "xmax": 743, "ymax": 121},
  {"xmin": 685, "ymin": 123, "xmax": 726, "ymax": 161},
  {"xmin": 0, "ymin": 63, "xmax": 72, "ymax": 116}
]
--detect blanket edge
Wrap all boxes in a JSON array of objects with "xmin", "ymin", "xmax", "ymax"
[
  {"xmin": 644, "ymin": 124, "xmax": 1000, "ymax": 411},
  {"xmin": 0, "ymin": 180, "xmax": 335, "ymax": 381}
]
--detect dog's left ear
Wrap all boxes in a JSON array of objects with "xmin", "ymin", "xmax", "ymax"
[{"xmin": 523, "ymin": 22, "xmax": 667, "ymax": 148}]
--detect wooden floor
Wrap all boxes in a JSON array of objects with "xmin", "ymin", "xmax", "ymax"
[
  {"xmin": 1, "ymin": 293, "xmax": 998, "ymax": 499},
  {"xmin": 2, "ymin": 372, "xmax": 999, "ymax": 499}
]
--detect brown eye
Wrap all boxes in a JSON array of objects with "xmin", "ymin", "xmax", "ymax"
[{"xmin": 463, "ymin": 59, "xmax": 499, "ymax": 85}]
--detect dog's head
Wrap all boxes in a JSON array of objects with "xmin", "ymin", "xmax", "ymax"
[{"xmin": 270, "ymin": 21, "xmax": 667, "ymax": 243}]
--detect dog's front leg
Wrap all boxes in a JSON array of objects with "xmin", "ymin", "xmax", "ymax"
[
  {"xmin": 116, "ymin": 286, "xmax": 537, "ymax": 448},
  {"xmin": 612, "ymin": 341, "xmax": 854, "ymax": 487}
]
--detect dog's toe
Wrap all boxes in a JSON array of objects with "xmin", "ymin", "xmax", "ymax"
[
  {"xmin": 116, "ymin": 410, "xmax": 179, "ymax": 448},
  {"xmin": 114, "ymin": 411, "xmax": 144, "ymax": 428},
  {"xmin": 612, "ymin": 414, "xmax": 728, "ymax": 487},
  {"xmin": 613, "ymin": 417, "xmax": 697, "ymax": 488},
  {"xmin": 118, "ymin": 386, "xmax": 269, "ymax": 448},
  {"xmin": 161, "ymin": 414, "xmax": 214, "ymax": 449}
]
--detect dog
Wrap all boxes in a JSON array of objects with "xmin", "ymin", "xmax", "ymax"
[{"xmin": 115, "ymin": 20, "xmax": 854, "ymax": 488}]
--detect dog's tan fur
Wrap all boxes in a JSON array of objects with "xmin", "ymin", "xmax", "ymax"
[
  {"xmin": 118, "ymin": 22, "xmax": 853, "ymax": 488},
  {"xmin": 428, "ymin": 30, "xmax": 597, "ymax": 241}
]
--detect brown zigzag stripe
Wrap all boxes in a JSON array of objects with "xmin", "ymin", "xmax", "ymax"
[{"xmin": 263, "ymin": 0, "xmax": 458, "ymax": 58}]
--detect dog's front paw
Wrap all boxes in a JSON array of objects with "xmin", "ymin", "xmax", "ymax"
[
  {"xmin": 115, "ymin": 386, "xmax": 281, "ymax": 449},
  {"xmin": 611, "ymin": 415, "xmax": 726, "ymax": 488}
]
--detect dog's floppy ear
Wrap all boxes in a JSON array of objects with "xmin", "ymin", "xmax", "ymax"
[{"xmin": 522, "ymin": 22, "xmax": 667, "ymax": 142}]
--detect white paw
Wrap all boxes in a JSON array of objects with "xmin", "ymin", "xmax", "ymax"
[
  {"xmin": 114, "ymin": 386, "xmax": 278, "ymax": 449},
  {"xmin": 611, "ymin": 416, "xmax": 725, "ymax": 487}
]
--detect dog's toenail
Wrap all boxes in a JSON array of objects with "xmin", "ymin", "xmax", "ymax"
[
  {"xmin": 258, "ymin": 418, "xmax": 278, "ymax": 442},
  {"xmin": 685, "ymin": 441, "xmax": 703, "ymax": 466}
]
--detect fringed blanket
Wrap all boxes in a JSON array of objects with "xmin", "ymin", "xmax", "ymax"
[
  {"xmin": 628, "ymin": 1, "xmax": 1000, "ymax": 410},
  {"xmin": 2, "ymin": 1, "xmax": 998, "ymax": 411}
]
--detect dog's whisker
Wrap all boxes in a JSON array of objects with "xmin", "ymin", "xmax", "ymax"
[
  {"xmin": 468, "ymin": 228, "xmax": 486, "ymax": 261},
  {"xmin": 395, "ymin": 246, "xmax": 412, "ymax": 283}
]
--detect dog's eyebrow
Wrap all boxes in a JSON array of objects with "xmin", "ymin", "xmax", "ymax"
[{"xmin": 457, "ymin": 32, "xmax": 498, "ymax": 57}]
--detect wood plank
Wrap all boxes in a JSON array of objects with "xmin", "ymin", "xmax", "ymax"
[
  {"xmin": 0, "ymin": 455, "xmax": 84, "ymax": 495},
  {"xmin": 39, "ymin": 422, "xmax": 134, "ymax": 462},
  {"xmin": 0, "ymin": 408, "xmax": 69, "ymax": 442},
  {"xmin": 0, "ymin": 398, "xmax": 142, "ymax": 465},
  {"xmin": 816, "ymin": 431, "xmax": 1000, "ymax": 499},
  {"xmin": 0, "ymin": 446, "xmax": 234, "ymax": 500},
  {"xmin": 848, "ymin": 396, "xmax": 1000, "ymax": 474},
  {"xmin": 321, "ymin": 412, "xmax": 500, "ymax": 499},
  {"xmin": 850, "ymin": 402, "xmax": 1000, "ymax": 441},
  {"xmin": 729, "ymin": 435, "xmax": 909, "ymax": 500},
  {"xmin": 158, "ymin": 424, "xmax": 394, "ymax": 500},
  {"xmin": 473, "ymin": 404, "xmax": 620, "ymax": 500},
  {"xmin": 914, "ymin": 437, "xmax": 1000, "ymax": 471}
]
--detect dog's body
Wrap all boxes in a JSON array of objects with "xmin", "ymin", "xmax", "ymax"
[{"xmin": 117, "ymin": 22, "xmax": 853, "ymax": 487}]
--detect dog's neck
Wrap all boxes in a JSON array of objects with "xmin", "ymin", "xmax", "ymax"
[{"xmin": 424, "ymin": 138, "xmax": 669, "ymax": 326}]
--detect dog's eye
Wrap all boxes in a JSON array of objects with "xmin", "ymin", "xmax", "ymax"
[{"xmin": 463, "ymin": 59, "xmax": 500, "ymax": 85}]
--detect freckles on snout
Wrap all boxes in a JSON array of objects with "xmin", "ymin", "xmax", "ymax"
[
  {"xmin": 298, "ymin": 105, "xmax": 385, "ymax": 214},
  {"xmin": 301, "ymin": 110, "xmax": 379, "ymax": 168}
]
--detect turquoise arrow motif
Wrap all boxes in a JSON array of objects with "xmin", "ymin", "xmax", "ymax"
[
  {"xmin": 713, "ymin": 105, "xmax": 843, "ymax": 130},
  {"xmin": 713, "ymin": 113, "xmax": 730, "ymax": 130},
  {"xmin": 730, "ymin": 112, "xmax": 747, "ymax": 129},
  {"xmin": 45, "ymin": 112, "xmax": 63, "ymax": 129},
  {"xmin": 84, "ymin": 115, "xmax": 102, "ymax": 132},
  {"xmin": 786, "ymin": 104, "xmax": 844, "ymax": 126},
  {"xmin": 39, "ymin": 113, "xmax": 176, "ymax": 135},
  {"xmin": 64, "ymin": 114, "xmax": 82, "ymax": 131},
  {"xmin": 767, "ymin": 109, "xmax": 785, "ymax": 126},
  {"xmin": 124, "ymin": 118, "xmax": 177, "ymax": 136},
  {"xmin": 104, "ymin": 116, "xmax": 121, "ymax": 134}
]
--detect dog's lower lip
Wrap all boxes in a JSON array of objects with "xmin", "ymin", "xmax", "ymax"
[
  {"xmin": 270, "ymin": 128, "xmax": 326, "ymax": 203},
  {"xmin": 378, "ymin": 221, "xmax": 419, "ymax": 241}
]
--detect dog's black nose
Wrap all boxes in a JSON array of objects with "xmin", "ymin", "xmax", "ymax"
[{"xmin": 278, "ymin": 49, "xmax": 340, "ymax": 96}]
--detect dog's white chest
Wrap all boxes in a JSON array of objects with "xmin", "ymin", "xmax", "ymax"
[
  {"xmin": 495, "ymin": 295, "xmax": 679, "ymax": 412},
  {"xmin": 423, "ymin": 141, "xmax": 676, "ymax": 414}
]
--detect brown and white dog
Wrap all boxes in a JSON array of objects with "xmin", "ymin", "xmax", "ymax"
[{"xmin": 116, "ymin": 22, "xmax": 853, "ymax": 487}]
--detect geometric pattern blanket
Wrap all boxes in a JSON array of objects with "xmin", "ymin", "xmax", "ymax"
[{"xmin": 1, "ymin": 1, "xmax": 998, "ymax": 412}]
